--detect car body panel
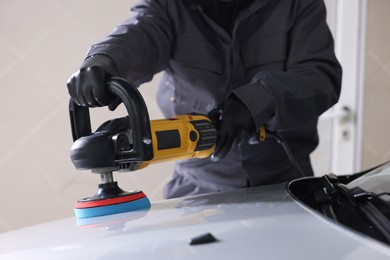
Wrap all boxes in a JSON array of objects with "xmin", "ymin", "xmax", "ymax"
[{"xmin": 1, "ymin": 184, "xmax": 390, "ymax": 259}]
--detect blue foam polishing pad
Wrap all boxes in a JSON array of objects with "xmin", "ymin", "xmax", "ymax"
[{"xmin": 75, "ymin": 191, "xmax": 151, "ymax": 219}]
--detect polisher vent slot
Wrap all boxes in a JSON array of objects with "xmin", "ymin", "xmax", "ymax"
[{"xmin": 117, "ymin": 161, "xmax": 142, "ymax": 172}]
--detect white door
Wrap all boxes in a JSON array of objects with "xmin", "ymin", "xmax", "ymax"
[{"xmin": 311, "ymin": 0, "xmax": 366, "ymax": 176}]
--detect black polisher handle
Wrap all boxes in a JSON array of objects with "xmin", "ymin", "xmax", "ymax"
[
  {"xmin": 69, "ymin": 77, "xmax": 153, "ymax": 161},
  {"xmin": 69, "ymin": 101, "xmax": 91, "ymax": 141}
]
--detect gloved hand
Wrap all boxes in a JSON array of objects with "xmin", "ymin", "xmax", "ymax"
[
  {"xmin": 211, "ymin": 96, "xmax": 255, "ymax": 161},
  {"xmin": 67, "ymin": 55, "xmax": 121, "ymax": 110}
]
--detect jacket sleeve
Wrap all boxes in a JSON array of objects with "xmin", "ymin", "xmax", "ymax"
[
  {"xmin": 86, "ymin": 0, "xmax": 173, "ymax": 86},
  {"xmin": 232, "ymin": 0, "xmax": 342, "ymax": 131}
]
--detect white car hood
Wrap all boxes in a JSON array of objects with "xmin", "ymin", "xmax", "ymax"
[{"xmin": 1, "ymin": 184, "xmax": 390, "ymax": 259}]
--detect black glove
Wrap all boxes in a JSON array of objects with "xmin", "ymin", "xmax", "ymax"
[
  {"xmin": 67, "ymin": 55, "xmax": 121, "ymax": 110},
  {"xmin": 211, "ymin": 96, "xmax": 255, "ymax": 161}
]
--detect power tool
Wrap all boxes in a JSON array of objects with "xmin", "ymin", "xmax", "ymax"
[
  {"xmin": 69, "ymin": 77, "xmax": 305, "ymax": 219},
  {"xmin": 69, "ymin": 77, "xmax": 217, "ymax": 218}
]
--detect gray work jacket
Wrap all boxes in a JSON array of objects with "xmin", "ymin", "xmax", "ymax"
[{"xmin": 87, "ymin": 0, "xmax": 342, "ymax": 198}]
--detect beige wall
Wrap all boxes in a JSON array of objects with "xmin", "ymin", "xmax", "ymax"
[
  {"xmin": 0, "ymin": 0, "xmax": 174, "ymax": 233},
  {"xmin": 362, "ymin": 0, "xmax": 390, "ymax": 169},
  {"xmin": 0, "ymin": 0, "xmax": 389, "ymax": 233}
]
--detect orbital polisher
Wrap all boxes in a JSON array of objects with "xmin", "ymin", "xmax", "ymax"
[{"xmin": 69, "ymin": 77, "xmax": 218, "ymax": 218}]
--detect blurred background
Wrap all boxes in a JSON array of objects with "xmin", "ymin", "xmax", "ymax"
[{"xmin": 0, "ymin": 0, "xmax": 389, "ymax": 233}]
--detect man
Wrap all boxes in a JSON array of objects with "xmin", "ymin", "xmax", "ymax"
[{"xmin": 67, "ymin": 0, "xmax": 342, "ymax": 198}]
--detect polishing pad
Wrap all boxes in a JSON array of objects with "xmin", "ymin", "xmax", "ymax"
[
  {"xmin": 76, "ymin": 206, "xmax": 149, "ymax": 228},
  {"xmin": 74, "ymin": 182, "xmax": 151, "ymax": 219}
]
